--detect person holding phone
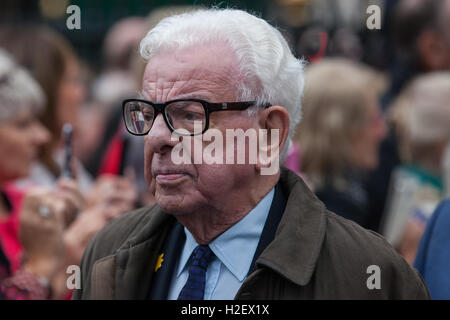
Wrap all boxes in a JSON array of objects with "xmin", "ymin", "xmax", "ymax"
[
  {"xmin": 0, "ymin": 48, "xmax": 62, "ymax": 299},
  {"xmin": 0, "ymin": 48, "xmax": 137, "ymax": 299}
]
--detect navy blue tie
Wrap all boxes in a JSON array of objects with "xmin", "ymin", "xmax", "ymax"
[{"xmin": 177, "ymin": 245, "xmax": 214, "ymax": 300}]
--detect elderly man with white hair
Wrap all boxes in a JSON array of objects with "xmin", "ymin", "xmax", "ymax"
[{"xmin": 74, "ymin": 9, "xmax": 429, "ymax": 300}]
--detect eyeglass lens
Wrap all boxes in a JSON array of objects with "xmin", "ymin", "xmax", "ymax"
[{"xmin": 124, "ymin": 100, "xmax": 207, "ymax": 135}]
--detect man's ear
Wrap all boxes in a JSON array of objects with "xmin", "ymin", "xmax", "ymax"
[{"xmin": 256, "ymin": 106, "xmax": 290, "ymax": 174}]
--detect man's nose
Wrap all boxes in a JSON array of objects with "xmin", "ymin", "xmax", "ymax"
[{"xmin": 146, "ymin": 113, "xmax": 179, "ymax": 154}]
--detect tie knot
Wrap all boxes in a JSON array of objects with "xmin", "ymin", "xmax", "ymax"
[{"xmin": 191, "ymin": 245, "xmax": 214, "ymax": 269}]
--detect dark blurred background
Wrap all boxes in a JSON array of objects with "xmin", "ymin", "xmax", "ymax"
[
  {"xmin": 0, "ymin": 0, "xmax": 268, "ymax": 71},
  {"xmin": 0, "ymin": 0, "xmax": 388, "ymax": 72}
]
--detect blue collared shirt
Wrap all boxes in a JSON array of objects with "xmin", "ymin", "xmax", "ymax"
[{"xmin": 167, "ymin": 188, "xmax": 275, "ymax": 300}]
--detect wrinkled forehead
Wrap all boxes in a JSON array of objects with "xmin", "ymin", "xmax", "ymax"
[{"xmin": 141, "ymin": 43, "xmax": 241, "ymax": 102}]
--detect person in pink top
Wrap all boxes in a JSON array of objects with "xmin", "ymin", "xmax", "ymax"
[
  {"xmin": 0, "ymin": 48, "xmax": 54, "ymax": 299},
  {"xmin": 0, "ymin": 186, "xmax": 24, "ymax": 273},
  {"xmin": 0, "ymin": 48, "xmax": 138, "ymax": 300}
]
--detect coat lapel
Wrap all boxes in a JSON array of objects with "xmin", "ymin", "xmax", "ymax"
[
  {"xmin": 148, "ymin": 222, "xmax": 185, "ymax": 299},
  {"xmin": 90, "ymin": 208, "xmax": 175, "ymax": 299}
]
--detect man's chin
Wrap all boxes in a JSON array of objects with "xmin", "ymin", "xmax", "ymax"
[
  {"xmin": 155, "ymin": 195, "xmax": 194, "ymax": 215},
  {"xmin": 159, "ymin": 206, "xmax": 195, "ymax": 217}
]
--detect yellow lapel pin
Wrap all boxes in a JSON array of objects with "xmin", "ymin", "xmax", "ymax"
[{"xmin": 155, "ymin": 253, "xmax": 164, "ymax": 272}]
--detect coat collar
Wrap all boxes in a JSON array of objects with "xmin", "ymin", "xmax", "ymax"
[{"xmin": 255, "ymin": 168, "xmax": 327, "ymax": 286}]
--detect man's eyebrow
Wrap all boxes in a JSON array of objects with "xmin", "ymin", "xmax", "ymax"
[
  {"xmin": 175, "ymin": 92, "xmax": 215, "ymax": 101},
  {"xmin": 137, "ymin": 91, "xmax": 214, "ymax": 102},
  {"xmin": 178, "ymin": 94, "xmax": 210, "ymax": 100}
]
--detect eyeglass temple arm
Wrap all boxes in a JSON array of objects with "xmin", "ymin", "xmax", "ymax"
[{"xmin": 208, "ymin": 102, "xmax": 271, "ymax": 112}]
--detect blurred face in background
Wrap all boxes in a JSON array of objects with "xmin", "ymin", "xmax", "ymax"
[
  {"xmin": 0, "ymin": 110, "xmax": 50, "ymax": 182},
  {"xmin": 56, "ymin": 58, "xmax": 85, "ymax": 133},
  {"xmin": 349, "ymin": 94, "xmax": 386, "ymax": 171}
]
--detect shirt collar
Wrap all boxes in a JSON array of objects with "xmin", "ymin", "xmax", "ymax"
[{"xmin": 176, "ymin": 188, "xmax": 275, "ymax": 281}]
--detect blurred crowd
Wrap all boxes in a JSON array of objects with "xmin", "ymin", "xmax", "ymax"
[{"xmin": 0, "ymin": 0, "xmax": 450, "ymax": 299}]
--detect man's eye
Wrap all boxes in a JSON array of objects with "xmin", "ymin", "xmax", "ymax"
[
  {"xmin": 169, "ymin": 105, "xmax": 203, "ymax": 119},
  {"xmin": 142, "ymin": 112, "xmax": 153, "ymax": 121},
  {"xmin": 182, "ymin": 111, "xmax": 203, "ymax": 121}
]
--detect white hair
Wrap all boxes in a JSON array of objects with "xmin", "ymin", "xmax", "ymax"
[
  {"xmin": 406, "ymin": 72, "xmax": 450, "ymax": 144},
  {"xmin": 0, "ymin": 48, "xmax": 46, "ymax": 122},
  {"xmin": 139, "ymin": 8, "xmax": 305, "ymax": 160}
]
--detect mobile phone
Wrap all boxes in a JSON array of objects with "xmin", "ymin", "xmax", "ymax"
[{"xmin": 61, "ymin": 123, "xmax": 74, "ymax": 179}]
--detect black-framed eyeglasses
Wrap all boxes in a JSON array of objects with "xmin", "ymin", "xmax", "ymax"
[{"xmin": 122, "ymin": 98, "xmax": 271, "ymax": 136}]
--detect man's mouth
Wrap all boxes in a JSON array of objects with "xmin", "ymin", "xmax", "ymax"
[{"xmin": 153, "ymin": 170, "xmax": 189, "ymax": 185}]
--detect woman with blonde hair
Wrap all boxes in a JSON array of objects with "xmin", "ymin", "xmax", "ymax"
[
  {"xmin": 382, "ymin": 72, "xmax": 450, "ymax": 264},
  {"xmin": 294, "ymin": 58, "xmax": 386, "ymax": 228}
]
